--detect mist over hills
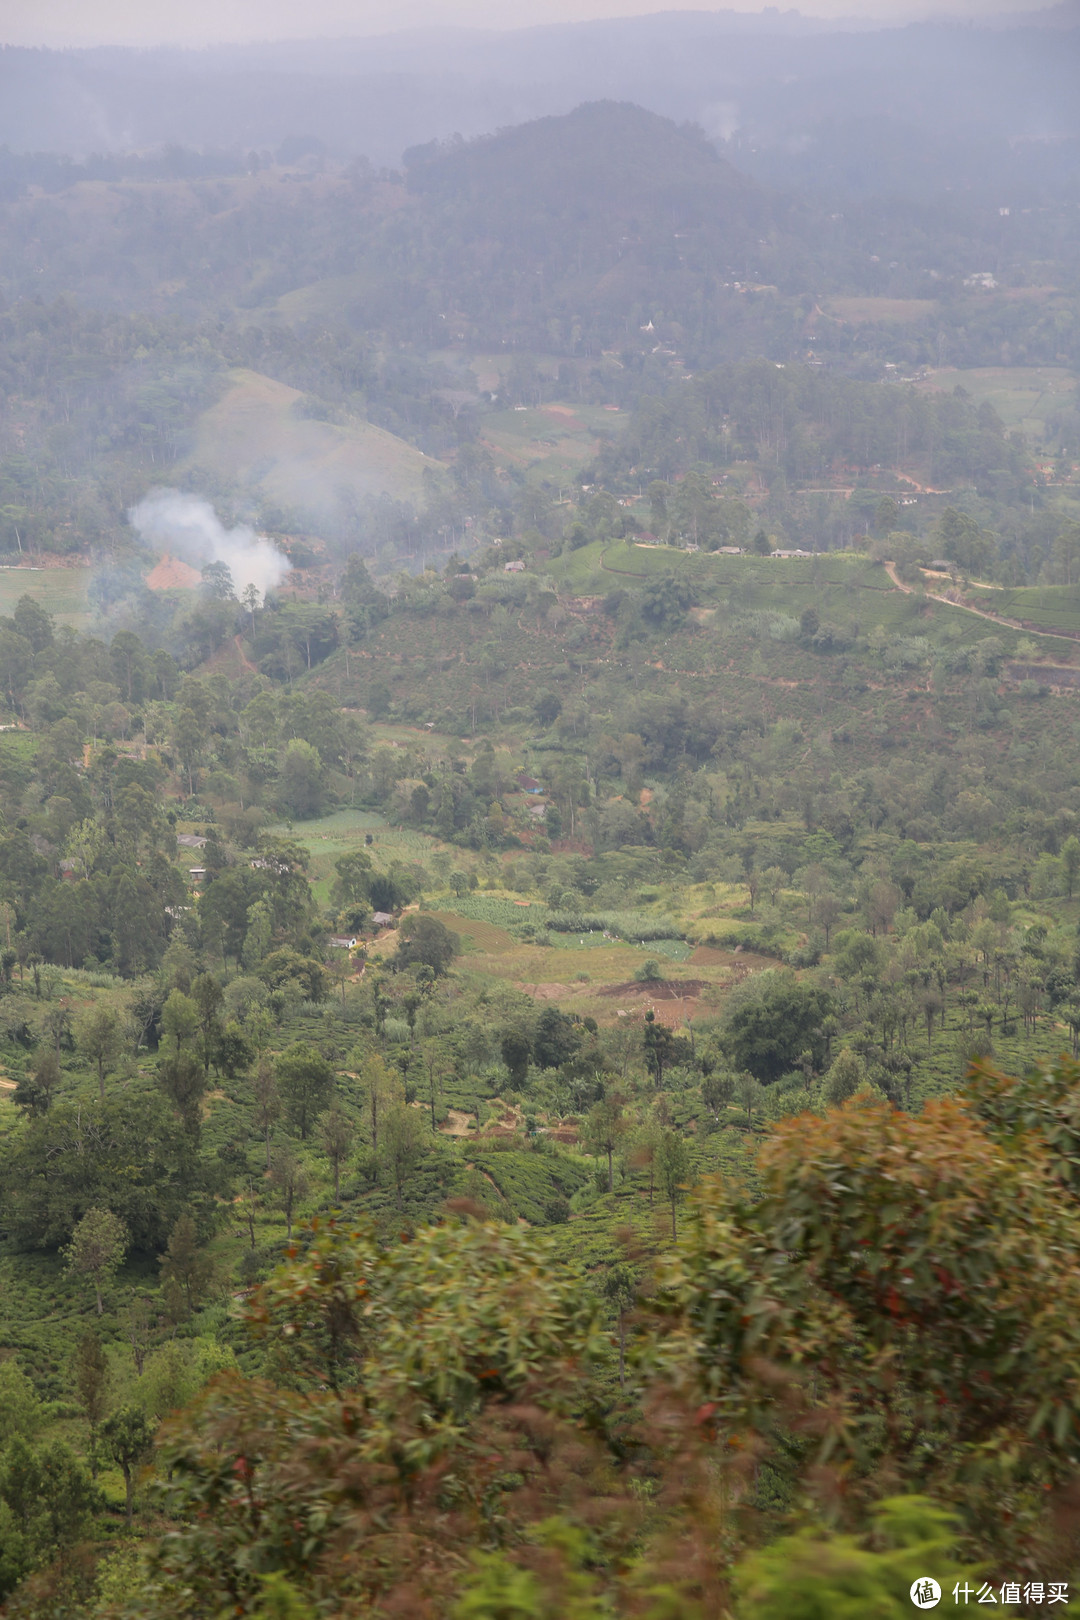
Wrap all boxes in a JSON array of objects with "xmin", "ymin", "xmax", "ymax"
[
  {"xmin": 399, "ymin": 102, "xmax": 784, "ymax": 346},
  {"xmin": 0, "ymin": 9, "xmax": 1077, "ymax": 203},
  {"xmin": 4, "ymin": 10, "xmax": 1080, "ymax": 1618}
]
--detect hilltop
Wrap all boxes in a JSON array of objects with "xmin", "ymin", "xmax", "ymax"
[{"xmin": 404, "ymin": 100, "xmax": 770, "ymax": 254}]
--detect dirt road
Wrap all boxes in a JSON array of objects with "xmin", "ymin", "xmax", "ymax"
[{"xmin": 883, "ymin": 561, "xmax": 1080, "ymax": 646}]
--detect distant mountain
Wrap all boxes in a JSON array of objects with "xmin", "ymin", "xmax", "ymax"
[
  {"xmin": 982, "ymin": 0, "xmax": 1080, "ymax": 25},
  {"xmin": 0, "ymin": 12, "xmax": 1076, "ymax": 194},
  {"xmin": 404, "ymin": 101, "xmax": 767, "ymax": 255},
  {"xmin": 388, "ymin": 102, "xmax": 797, "ymax": 357}
]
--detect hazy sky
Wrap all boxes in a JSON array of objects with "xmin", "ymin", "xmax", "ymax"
[{"xmin": 0, "ymin": 0, "xmax": 1052, "ymax": 50}]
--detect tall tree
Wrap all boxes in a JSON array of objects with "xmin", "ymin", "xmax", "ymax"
[
  {"xmin": 318, "ymin": 1105, "xmax": 355, "ymax": 1202},
  {"xmin": 77, "ymin": 1004, "xmax": 124, "ymax": 1104},
  {"xmin": 359, "ymin": 1053, "xmax": 396, "ymax": 1155},
  {"xmin": 270, "ymin": 1142, "xmax": 309, "ymax": 1240},
  {"xmin": 381, "ymin": 1099, "xmax": 428, "ymax": 1210},
  {"xmin": 64, "ymin": 1207, "xmax": 128, "ymax": 1315},
  {"xmin": 1063, "ymin": 835, "xmax": 1080, "ymax": 900},
  {"xmin": 102, "ymin": 1407, "xmax": 154, "ymax": 1524},
  {"xmin": 70, "ymin": 1331, "xmax": 110, "ymax": 1477},
  {"xmin": 158, "ymin": 1049, "xmax": 207, "ymax": 1137},
  {"xmin": 276, "ymin": 1043, "xmax": 335, "ymax": 1140},
  {"xmin": 655, "ymin": 1128, "xmax": 690, "ymax": 1240},
  {"xmin": 251, "ymin": 1059, "xmax": 281, "ymax": 1170},
  {"xmin": 583, "ymin": 1094, "xmax": 627, "ymax": 1195},
  {"xmin": 159, "ymin": 1211, "xmax": 214, "ymax": 1321},
  {"xmin": 601, "ymin": 1261, "xmax": 637, "ymax": 1390}
]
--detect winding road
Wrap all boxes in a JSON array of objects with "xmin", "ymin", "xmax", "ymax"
[{"xmin": 883, "ymin": 561, "xmax": 1080, "ymax": 646}]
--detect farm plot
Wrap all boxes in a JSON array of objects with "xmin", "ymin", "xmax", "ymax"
[
  {"xmin": 479, "ymin": 400, "xmax": 625, "ymax": 486},
  {"xmin": 0, "ymin": 567, "xmax": 95, "ymax": 629},
  {"xmin": 442, "ymin": 895, "xmax": 550, "ymax": 930},
  {"xmin": 916, "ymin": 366, "xmax": 1078, "ymax": 447},
  {"xmin": 448, "ymin": 932, "xmax": 745, "ymax": 1023},
  {"xmin": 423, "ymin": 911, "xmax": 517, "ymax": 953},
  {"xmin": 967, "ymin": 583, "xmax": 1080, "ymax": 638},
  {"xmin": 268, "ymin": 807, "xmax": 440, "ymax": 905},
  {"xmin": 825, "ymin": 297, "xmax": 938, "ymax": 324},
  {"xmin": 466, "ymin": 1147, "xmax": 593, "ymax": 1224}
]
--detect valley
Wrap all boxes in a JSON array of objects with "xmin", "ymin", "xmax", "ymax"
[{"xmin": 0, "ymin": 13, "xmax": 1078, "ymax": 1613}]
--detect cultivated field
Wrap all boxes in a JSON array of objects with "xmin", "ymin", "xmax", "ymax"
[
  {"xmin": 967, "ymin": 582, "xmax": 1080, "ymax": 637},
  {"xmin": 271, "ymin": 272, "xmax": 377, "ymax": 325},
  {"xmin": 0, "ymin": 566, "xmax": 95, "ymax": 629},
  {"xmin": 480, "ymin": 401, "xmax": 626, "ymax": 485},
  {"xmin": 916, "ymin": 366, "xmax": 1078, "ymax": 446},
  {"xmin": 825, "ymin": 297, "xmax": 938, "ymax": 324}
]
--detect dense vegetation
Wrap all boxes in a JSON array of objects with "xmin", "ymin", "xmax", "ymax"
[
  {"xmin": 0, "ymin": 31, "xmax": 1078, "ymax": 1616},
  {"xmin": 1, "ymin": 521, "xmax": 1080, "ymax": 1611},
  {"xmin": 0, "ymin": 100, "xmax": 1077, "ymax": 579}
]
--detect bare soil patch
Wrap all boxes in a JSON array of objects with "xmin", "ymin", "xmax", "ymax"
[
  {"xmin": 146, "ymin": 555, "xmax": 201, "ymax": 590},
  {"xmin": 440, "ymin": 1107, "xmax": 474, "ymax": 1137}
]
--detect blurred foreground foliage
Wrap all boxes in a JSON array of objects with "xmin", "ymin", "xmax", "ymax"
[{"xmin": 65, "ymin": 1057, "xmax": 1080, "ymax": 1618}]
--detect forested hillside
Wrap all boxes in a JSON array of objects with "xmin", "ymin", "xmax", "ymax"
[
  {"xmin": 2, "ymin": 518, "xmax": 1080, "ymax": 1609},
  {"xmin": 0, "ymin": 26, "xmax": 1079, "ymax": 1617}
]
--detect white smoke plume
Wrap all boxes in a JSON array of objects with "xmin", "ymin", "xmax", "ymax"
[{"xmin": 128, "ymin": 489, "xmax": 291, "ymax": 603}]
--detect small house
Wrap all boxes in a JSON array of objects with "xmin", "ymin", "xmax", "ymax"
[
  {"xmin": 516, "ymin": 773, "xmax": 542, "ymax": 793},
  {"xmin": 371, "ymin": 911, "xmax": 395, "ymax": 927},
  {"xmin": 504, "ymin": 559, "xmax": 526, "ymax": 573},
  {"xmin": 328, "ymin": 935, "xmax": 358, "ymax": 950}
]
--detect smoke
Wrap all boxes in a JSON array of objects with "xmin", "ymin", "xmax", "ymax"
[
  {"xmin": 128, "ymin": 488, "xmax": 291, "ymax": 603},
  {"xmin": 701, "ymin": 101, "xmax": 740, "ymax": 143}
]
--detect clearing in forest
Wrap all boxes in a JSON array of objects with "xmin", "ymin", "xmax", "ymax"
[{"xmin": 190, "ymin": 368, "xmax": 438, "ymax": 522}]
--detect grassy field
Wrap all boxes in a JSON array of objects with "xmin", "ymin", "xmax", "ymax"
[
  {"xmin": 916, "ymin": 366, "xmax": 1078, "ymax": 447},
  {"xmin": 264, "ymin": 790, "xmax": 773, "ymax": 1027},
  {"xmin": 409, "ymin": 902, "xmax": 755, "ymax": 1028},
  {"xmin": 424, "ymin": 910, "xmax": 518, "ymax": 953},
  {"xmin": 427, "ymin": 350, "xmax": 563, "ymax": 394},
  {"xmin": 967, "ymin": 581, "xmax": 1080, "ymax": 636},
  {"xmin": 0, "ymin": 566, "xmax": 95, "ymax": 629},
  {"xmin": 271, "ymin": 272, "xmax": 377, "ymax": 325},
  {"xmin": 479, "ymin": 401, "xmax": 625, "ymax": 486},
  {"xmin": 189, "ymin": 368, "xmax": 439, "ymax": 518},
  {"xmin": 267, "ymin": 805, "xmax": 446, "ymax": 905},
  {"xmin": 825, "ymin": 297, "xmax": 938, "ymax": 324},
  {"xmin": 548, "ymin": 540, "xmax": 1080, "ymax": 656}
]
